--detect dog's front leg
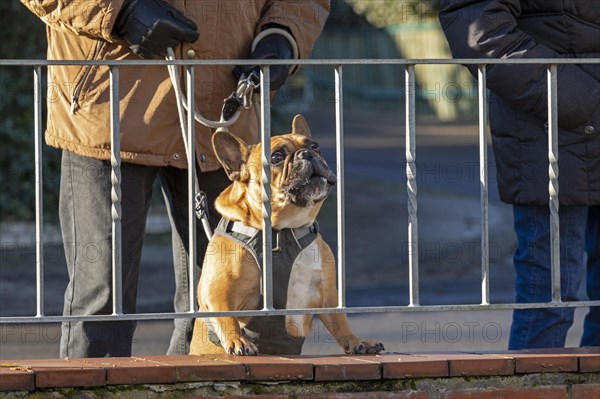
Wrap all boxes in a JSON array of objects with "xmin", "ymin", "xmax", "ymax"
[
  {"xmin": 318, "ymin": 312, "xmax": 384, "ymax": 355},
  {"xmin": 200, "ymin": 288, "xmax": 260, "ymax": 355},
  {"xmin": 200, "ymin": 290, "xmax": 260, "ymax": 355},
  {"xmin": 317, "ymin": 239, "xmax": 385, "ymax": 355},
  {"xmin": 196, "ymin": 236, "xmax": 262, "ymax": 355},
  {"xmin": 204, "ymin": 316, "xmax": 258, "ymax": 356}
]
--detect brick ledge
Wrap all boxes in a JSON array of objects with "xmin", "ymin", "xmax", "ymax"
[{"xmin": 1, "ymin": 347, "xmax": 598, "ymax": 393}]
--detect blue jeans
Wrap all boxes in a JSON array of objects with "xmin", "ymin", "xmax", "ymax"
[
  {"xmin": 509, "ymin": 205, "xmax": 600, "ymax": 349},
  {"xmin": 581, "ymin": 206, "xmax": 600, "ymax": 346}
]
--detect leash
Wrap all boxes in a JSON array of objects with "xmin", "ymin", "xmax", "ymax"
[
  {"xmin": 165, "ymin": 49, "xmax": 260, "ymax": 240},
  {"xmin": 166, "ymin": 48, "xmax": 260, "ymax": 132},
  {"xmin": 165, "ymin": 28, "xmax": 299, "ymax": 241}
]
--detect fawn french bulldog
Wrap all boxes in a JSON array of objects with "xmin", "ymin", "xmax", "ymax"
[{"xmin": 189, "ymin": 115, "xmax": 384, "ymax": 356}]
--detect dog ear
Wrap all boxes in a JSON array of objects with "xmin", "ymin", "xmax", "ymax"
[
  {"xmin": 212, "ymin": 131, "xmax": 250, "ymax": 181},
  {"xmin": 291, "ymin": 114, "xmax": 311, "ymax": 138}
]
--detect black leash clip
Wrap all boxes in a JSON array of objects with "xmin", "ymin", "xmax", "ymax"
[
  {"xmin": 194, "ymin": 190, "xmax": 209, "ymax": 220},
  {"xmin": 221, "ymin": 93, "xmax": 244, "ymax": 122}
]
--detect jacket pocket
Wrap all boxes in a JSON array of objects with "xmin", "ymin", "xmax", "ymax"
[{"xmin": 70, "ymin": 40, "xmax": 105, "ymax": 114}]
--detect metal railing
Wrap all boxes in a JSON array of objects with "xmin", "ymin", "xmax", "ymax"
[{"xmin": 1, "ymin": 57, "xmax": 599, "ymax": 325}]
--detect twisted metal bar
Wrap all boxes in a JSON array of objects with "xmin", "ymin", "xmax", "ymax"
[
  {"xmin": 478, "ymin": 65, "xmax": 490, "ymax": 305},
  {"xmin": 260, "ymin": 66, "xmax": 274, "ymax": 311},
  {"xmin": 405, "ymin": 65, "xmax": 419, "ymax": 307},
  {"xmin": 547, "ymin": 64, "xmax": 561, "ymax": 303},
  {"xmin": 110, "ymin": 66, "xmax": 123, "ymax": 315},
  {"xmin": 186, "ymin": 65, "xmax": 197, "ymax": 313}
]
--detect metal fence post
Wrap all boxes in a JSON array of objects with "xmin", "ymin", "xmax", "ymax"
[
  {"xmin": 186, "ymin": 65, "xmax": 198, "ymax": 313},
  {"xmin": 405, "ymin": 64, "xmax": 419, "ymax": 307},
  {"xmin": 335, "ymin": 65, "xmax": 346, "ymax": 308},
  {"xmin": 34, "ymin": 66, "xmax": 44, "ymax": 317},
  {"xmin": 547, "ymin": 64, "xmax": 561, "ymax": 303},
  {"xmin": 110, "ymin": 66, "xmax": 123, "ymax": 316},
  {"xmin": 260, "ymin": 65, "xmax": 274, "ymax": 311},
  {"xmin": 478, "ymin": 65, "xmax": 490, "ymax": 305}
]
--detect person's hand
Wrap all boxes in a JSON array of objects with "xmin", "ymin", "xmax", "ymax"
[
  {"xmin": 233, "ymin": 30, "xmax": 295, "ymax": 90},
  {"xmin": 113, "ymin": 0, "xmax": 199, "ymax": 59}
]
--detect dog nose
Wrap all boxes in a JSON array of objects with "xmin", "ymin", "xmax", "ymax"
[{"xmin": 296, "ymin": 149, "xmax": 313, "ymax": 160}]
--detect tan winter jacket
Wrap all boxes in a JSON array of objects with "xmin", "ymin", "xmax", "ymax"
[{"xmin": 20, "ymin": 0, "xmax": 330, "ymax": 171}]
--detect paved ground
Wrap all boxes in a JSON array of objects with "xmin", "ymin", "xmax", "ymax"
[{"xmin": 0, "ymin": 109, "xmax": 588, "ymax": 359}]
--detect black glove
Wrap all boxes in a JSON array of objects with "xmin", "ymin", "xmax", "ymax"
[
  {"xmin": 233, "ymin": 31, "xmax": 294, "ymax": 90},
  {"xmin": 113, "ymin": 0, "xmax": 199, "ymax": 59}
]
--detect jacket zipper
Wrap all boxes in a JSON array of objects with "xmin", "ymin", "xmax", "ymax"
[{"xmin": 70, "ymin": 40, "xmax": 104, "ymax": 114}]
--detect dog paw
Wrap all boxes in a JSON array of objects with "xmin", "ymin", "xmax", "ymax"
[
  {"xmin": 344, "ymin": 339, "xmax": 385, "ymax": 355},
  {"xmin": 224, "ymin": 337, "xmax": 258, "ymax": 356}
]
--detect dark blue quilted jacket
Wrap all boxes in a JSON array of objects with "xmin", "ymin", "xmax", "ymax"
[{"xmin": 440, "ymin": 0, "xmax": 600, "ymax": 205}]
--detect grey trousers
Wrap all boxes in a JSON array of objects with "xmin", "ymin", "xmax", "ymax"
[{"xmin": 58, "ymin": 150, "xmax": 229, "ymax": 358}]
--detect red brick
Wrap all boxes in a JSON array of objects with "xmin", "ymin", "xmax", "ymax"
[
  {"xmin": 521, "ymin": 347, "xmax": 597, "ymax": 355},
  {"xmin": 298, "ymin": 392, "xmax": 429, "ymax": 399},
  {"xmin": 441, "ymin": 386, "xmax": 568, "ymax": 399},
  {"xmin": 580, "ymin": 355, "xmax": 600, "ymax": 372},
  {"xmin": 16, "ymin": 358, "xmax": 106, "ymax": 388},
  {"xmin": 513, "ymin": 353, "xmax": 578, "ymax": 373},
  {"xmin": 222, "ymin": 354, "xmax": 314, "ymax": 381},
  {"xmin": 576, "ymin": 351, "xmax": 600, "ymax": 372},
  {"xmin": 379, "ymin": 354, "xmax": 448, "ymax": 378},
  {"xmin": 80, "ymin": 356, "xmax": 176, "ymax": 385},
  {"xmin": 0, "ymin": 367, "xmax": 34, "ymax": 391},
  {"xmin": 148, "ymin": 355, "xmax": 246, "ymax": 381},
  {"xmin": 480, "ymin": 348, "xmax": 597, "ymax": 373},
  {"xmin": 572, "ymin": 384, "xmax": 600, "ymax": 399},
  {"xmin": 515, "ymin": 347, "xmax": 599, "ymax": 372},
  {"xmin": 307, "ymin": 355, "xmax": 381, "ymax": 381},
  {"xmin": 414, "ymin": 353, "xmax": 514, "ymax": 377}
]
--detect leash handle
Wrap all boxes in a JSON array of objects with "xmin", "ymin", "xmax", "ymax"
[{"xmin": 166, "ymin": 48, "xmax": 261, "ymax": 130}]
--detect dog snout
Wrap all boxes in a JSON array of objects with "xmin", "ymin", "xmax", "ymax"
[{"xmin": 295, "ymin": 149, "xmax": 314, "ymax": 161}]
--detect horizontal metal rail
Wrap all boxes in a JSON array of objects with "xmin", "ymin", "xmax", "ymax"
[
  {"xmin": 1, "ymin": 57, "xmax": 599, "ymax": 326},
  {"xmin": 2, "ymin": 300, "xmax": 599, "ymax": 324},
  {"xmin": 2, "ymin": 58, "xmax": 600, "ymax": 66}
]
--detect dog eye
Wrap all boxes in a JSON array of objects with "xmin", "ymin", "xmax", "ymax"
[
  {"xmin": 310, "ymin": 142, "xmax": 321, "ymax": 154},
  {"xmin": 271, "ymin": 150, "xmax": 285, "ymax": 165}
]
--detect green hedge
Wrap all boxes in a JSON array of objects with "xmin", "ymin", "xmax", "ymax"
[{"xmin": 1, "ymin": 1, "xmax": 61, "ymax": 222}]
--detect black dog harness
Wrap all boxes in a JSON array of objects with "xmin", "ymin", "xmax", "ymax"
[
  {"xmin": 213, "ymin": 218, "xmax": 319, "ymax": 308},
  {"xmin": 203, "ymin": 218, "xmax": 321, "ymax": 353}
]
